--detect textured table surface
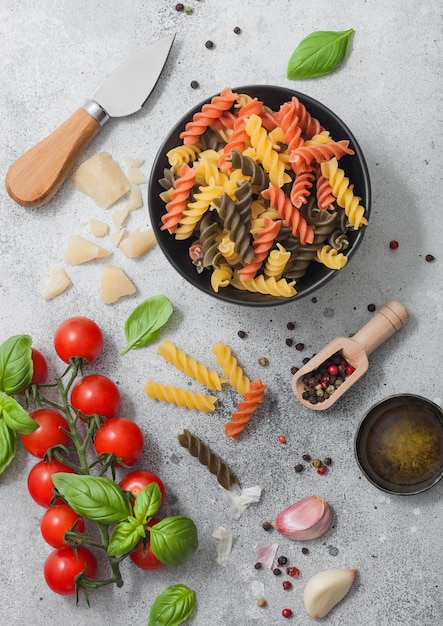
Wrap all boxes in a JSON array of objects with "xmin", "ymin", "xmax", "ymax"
[{"xmin": 1, "ymin": 1, "xmax": 442, "ymax": 625}]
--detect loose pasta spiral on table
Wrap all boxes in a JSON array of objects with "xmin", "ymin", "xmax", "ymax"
[
  {"xmin": 157, "ymin": 339, "xmax": 226, "ymax": 390},
  {"xmin": 145, "ymin": 381, "xmax": 217, "ymax": 412},
  {"xmin": 225, "ymin": 379, "xmax": 267, "ymax": 440},
  {"xmin": 212, "ymin": 341, "xmax": 250, "ymax": 396}
]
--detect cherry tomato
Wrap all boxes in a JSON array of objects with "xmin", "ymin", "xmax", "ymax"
[
  {"xmin": 30, "ymin": 348, "xmax": 49, "ymax": 385},
  {"xmin": 28, "ymin": 459, "xmax": 76, "ymax": 508},
  {"xmin": 20, "ymin": 408, "xmax": 69, "ymax": 458},
  {"xmin": 94, "ymin": 417, "xmax": 144, "ymax": 467},
  {"xmin": 71, "ymin": 374, "xmax": 121, "ymax": 421},
  {"xmin": 129, "ymin": 519, "xmax": 166, "ymax": 571},
  {"xmin": 53, "ymin": 317, "xmax": 103, "ymax": 364},
  {"xmin": 44, "ymin": 546, "xmax": 98, "ymax": 596},
  {"xmin": 119, "ymin": 470, "xmax": 166, "ymax": 508},
  {"xmin": 40, "ymin": 504, "xmax": 85, "ymax": 548}
]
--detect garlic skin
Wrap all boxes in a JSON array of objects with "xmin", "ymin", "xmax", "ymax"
[
  {"xmin": 272, "ymin": 495, "xmax": 332, "ymax": 540},
  {"xmin": 304, "ymin": 567, "xmax": 357, "ymax": 619}
]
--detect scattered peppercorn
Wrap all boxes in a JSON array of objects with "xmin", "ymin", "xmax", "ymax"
[
  {"xmin": 287, "ymin": 322, "xmax": 295, "ymax": 330},
  {"xmin": 190, "ymin": 80, "xmax": 199, "ymax": 89},
  {"xmin": 205, "ymin": 40, "xmax": 214, "ymax": 49},
  {"xmin": 302, "ymin": 454, "xmax": 311, "ymax": 461},
  {"xmin": 285, "ymin": 338, "xmax": 293, "ymax": 347},
  {"xmin": 282, "ymin": 608, "xmax": 293, "ymax": 618},
  {"xmin": 258, "ymin": 357, "xmax": 268, "ymax": 366},
  {"xmin": 262, "ymin": 521, "xmax": 272, "ymax": 531},
  {"xmin": 286, "ymin": 566, "xmax": 300, "ymax": 578},
  {"xmin": 254, "ymin": 562, "xmax": 262, "ymax": 569},
  {"xmin": 302, "ymin": 357, "xmax": 310, "ymax": 364},
  {"xmin": 317, "ymin": 465, "xmax": 327, "ymax": 475},
  {"xmin": 323, "ymin": 457, "xmax": 332, "ymax": 466},
  {"xmin": 237, "ymin": 330, "xmax": 247, "ymax": 338},
  {"xmin": 367, "ymin": 303, "xmax": 376, "ymax": 312},
  {"xmin": 257, "ymin": 598, "xmax": 266, "ymax": 608},
  {"xmin": 301, "ymin": 547, "xmax": 309, "ymax": 555},
  {"xmin": 233, "ymin": 26, "xmax": 241, "ymax": 34},
  {"xmin": 184, "ymin": 5, "xmax": 193, "ymax": 14},
  {"xmin": 312, "ymin": 459, "xmax": 322, "ymax": 468},
  {"xmin": 277, "ymin": 556, "xmax": 288, "ymax": 565},
  {"xmin": 282, "ymin": 580, "xmax": 292, "ymax": 590},
  {"xmin": 425, "ymin": 254, "xmax": 435, "ymax": 262},
  {"xmin": 294, "ymin": 463, "xmax": 304, "ymax": 473},
  {"xmin": 290, "ymin": 366, "xmax": 299, "ymax": 375},
  {"xmin": 389, "ymin": 240, "xmax": 399, "ymax": 249},
  {"xmin": 278, "ymin": 435, "xmax": 287, "ymax": 444},
  {"xmin": 175, "ymin": 3, "xmax": 184, "ymax": 10},
  {"xmin": 295, "ymin": 342, "xmax": 305, "ymax": 351},
  {"xmin": 273, "ymin": 568, "xmax": 282, "ymax": 576}
]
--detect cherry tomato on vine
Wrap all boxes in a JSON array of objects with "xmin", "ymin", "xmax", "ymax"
[
  {"xmin": 44, "ymin": 546, "xmax": 98, "ymax": 596},
  {"xmin": 28, "ymin": 459, "xmax": 76, "ymax": 507},
  {"xmin": 71, "ymin": 374, "xmax": 121, "ymax": 421},
  {"xmin": 129, "ymin": 519, "xmax": 166, "ymax": 571},
  {"xmin": 40, "ymin": 504, "xmax": 85, "ymax": 548},
  {"xmin": 20, "ymin": 408, "xmax": 69, "ymax": 458},
  {"xmin": 30, "ymin": 348, "xmax": 49, "ymax": 385},
  {"xmin": 94, "ymin": 417, "xmax": 144, "ymax": 467},
  {"xmin": 53, "ymin": 317, "xmax": 103, "ymax": 364},
  {"xmin": 119, "ymin": 470, "xmax": 166, "ymax": 508}
]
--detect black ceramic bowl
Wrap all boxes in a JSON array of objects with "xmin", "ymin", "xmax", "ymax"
[
  {"xmin": 354, "ymin": 394, "xmax": 443, "ymax": 495},
  {"xmin": 148, "ymin": 85, "xmax": 371, "ymax": 306}
]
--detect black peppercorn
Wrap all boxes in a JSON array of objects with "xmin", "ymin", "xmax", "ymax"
[
  {"xmin": 302, "ymin": 454, "xmax": 311, "ymax": 461},
  {"xmin": 190, "ymin": 80, "xmax": 199, "ymax": 89},
  {"xmin": 425, "ymin": 254, "xmax": 435, "ymax": 262},
  {"xmin": 286, "ymin": 338, "xmax": 293, "ymax": 347},
  {"xmin": 287, "ymin": 322, "xmax": 295, "ymax": 330},
  {"xmin": 290, "ymin": 366, "xmax": 299, "ymax": 375},
  {"xmin": 233, "ymin": 26, "xmax": 241, "ymax": 34},
  {"xmin": 254, "ymin": 562, "xmax": 262, "ymax": 569},
  {"xmin": 262, "ymin": 521, "xmax": 272, "ymax": 531},
  {"xmin": 295, "ymin": 343, "xmax": 305, "ymax": 351},
  {"xmin": 175, "ymin": 3, "xmax": 184, "ymax": 10},
  {"xmin": 277, "ymin": 556, "xmax": 288, "ymax": 565},
  {"xmin": 205, "ymin": 40, "xmax": 214, "ymax": 49},
  {"xmin": 294, "ymin": 463, "xmax": 304, "ymax": 473},
  {"xmin": 237, "ymin": 330, "xmax": 247, "ymax": 338},
  {"xmin": 367, "ymin": 303, "xmax": 376, "ymax": 312},
  {"xmin": 324, "ymin": 457, "xmax": 332, "ymax": 466},
  {"xmin": 273, "ymin": 568, "xmax": 282, "ymax": 576},
  {"xmin": 302, "ymin": 547, "xmax": 309, "ymax": 555}
]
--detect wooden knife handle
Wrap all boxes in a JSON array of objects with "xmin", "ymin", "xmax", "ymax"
[{"xmin": 5, "ymin": 108, "xmax": 101, "ymax": 208}]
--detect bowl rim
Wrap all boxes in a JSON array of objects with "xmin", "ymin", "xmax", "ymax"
[
  {"xmin": 148, "ymin": 84, "xmax": 372, "ymax": 307},
  {"xmin": 354, "ymin": 393, "xmax": 443, "ymax": 495}
]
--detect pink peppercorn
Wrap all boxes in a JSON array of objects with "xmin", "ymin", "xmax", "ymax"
[
  {"xmin": 389, "ymin": 240, "xmax": 399, "ymax": 249},
  {"xmin": 278, "ymin": 435, "xmax": 287, "ymax": 444},
  {"xmin": 317, "ymin": 466, "xmax": 327, "ymax": 475},
  {"xmin": 328, "ymin": 364, "xmax": 339, "ymax": 376},
  {"xmin": 282, "ymin": 608, "xmax": 293, "ymax": 618},
  {"xmin": 345, "ymin": 365, "xmax": 355, "ymax": 376}
]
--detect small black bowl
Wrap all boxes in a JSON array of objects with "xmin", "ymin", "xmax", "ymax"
[
  {"xmin": 148, "ymin": 85, "xmax": 371, "ymax": 306},
  {"xmin": 354, "ymin": 394, "xmax": 443, "ymax": 495}
]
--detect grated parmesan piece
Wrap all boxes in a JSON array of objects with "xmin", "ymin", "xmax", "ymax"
[
  {"xmin": 71, "ymin": 152, "xmax": 131, "ymax": 209},
  {"xmin": 40, "ymin": 267, "xmax": 71, "ymax": 300},
  {"xmin": 122, "ymin": 156, "xmax": 144, "ymax": 170},
  {"xmin": 109, "ymin": 228, "xmax": 126, "ymax": 246},
  {"xmin": 100, "ymin": 265, "xmax": 136, "ymax": 304},
  {"xmin": 124, "ymin": 185, "xmax": 143, "ymax": 212},
  {"xmin": 88, "ymin": 218, "xmax": 109, "ymax": 237},
  {"xmin": 64, "ymin": 235, "xmax": 112, "ymax": 265},
  {"xmin": 127, "ymin": 167, "xmax": 147, "ymax": 185},
  {"xmin": 212, "ymin": 527, "xmax": 233, "ymax": 567},
  {"xmin": 119, "ymin": 228, "xmax": 156, "ymax": 258},
  {"xmin": 112, "ymin": 206, "xmax": 130, "ymax": 229}
]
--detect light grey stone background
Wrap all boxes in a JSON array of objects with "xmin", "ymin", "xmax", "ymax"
[{"xmin": 1, "ymin": 1, "xmax": 442, "ymax": 625}]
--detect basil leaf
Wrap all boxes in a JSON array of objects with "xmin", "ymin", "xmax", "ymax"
[
  {"xmin": 108, "ymin": 517, "xmax": 145, "ymax": 556},
  {"xmin": 0, "ymin": 392, "xmax": 38, "ymax": 434},
  {"xmin": 133, "ymin": 482, "xmax": 162, "ymax": 523},
  {"xmin": 122, "ymin": 295, "xmax": 173, "ymax": 355},
  {"xmin": 148, "ymin": 584, "xmax": 195, "ymax": 626},
  {"xmin": 0, "ymin": 419, "xmax": 17, "ymax": 475},
  {"xmin": 287, "ymin": 29, "xmax": 355, "ymax": 80},
  {"xmin": 52, "ymin": 473, "xmax": 132, "ymax": 524},
  {"xmin": 0, "ymin": 335, "xmax": 33, "ymax": 395},
  {"xmin": 149, "ymin": 516, "xmax": 198, "ymax": 567}
]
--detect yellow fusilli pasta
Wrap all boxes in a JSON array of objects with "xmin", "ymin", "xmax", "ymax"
[
  {"xmin": 211, "ymin": 341, "xmax": 250, "ymax": 396},
  {"xmin": 321, "ymin": 157, "xmax": 367, "ymax": 229},
  {"xmin": 231, "ymin": 272, "xmax": 297, "ymax": 298},
  {"xmin": 145, "ymin": 380, "xmax": 217, "ymax": 412},
  {"xmin": 264, "ymin": 243, "xmax": 291, "ymax": 279},
  {"xmin": 167, "ymin": 144, "xmax": 201, "ymax": 174},
  {"xmin": 316, "ymin": 244, "xmax": 348, "ymax": 270},
  {"xmin": 245, "ymin": 114, "xmax": 291, "ymax": 187},
  {"xmin": 211, "ymin": 263, "xmax": 233, "ymax": 292},
  {"xmin": 157, "ymin": 339, "xmax": 226, "ymax": 390}
]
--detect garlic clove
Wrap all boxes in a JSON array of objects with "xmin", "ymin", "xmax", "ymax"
[
  {"xmin": 272, "ymin": 495, "xmax": 332, "ymax": 540},
  {"xmin": 303, "ymin": 567, "xmax": 357, "ymax": 619}
]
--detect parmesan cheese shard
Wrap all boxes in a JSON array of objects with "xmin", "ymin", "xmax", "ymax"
[
  {"xmin": 127, "ymin": 167, "xmax": 147, "ymax": 185},
  {"xmin": 40, "ymin": 267, "xmax": 71, "ymax": 300},
  {"xmin": 124, "ymin": 185, "xmax": 143, "ymax": 211},
  {"xmin": 64, "ymin": 234, "xmax": 112, "ymax": 265},
  {"xmin": 112, "ymin": 206, "xmax": 130, "ymax": 229},
  {"xmin": 123, "ymin": 156, "xmax": 144, "ymax": 169},
  {"xmin": 88, "ymin": 218, "xmax": 109, "ymax": 237},
  {"xmin": 71, "ymin": 152, "xmax": 131, "ymax": 209},
  {"xmin": 109, "ymin": 228, "xmax": 126, "ymax": 246},
  {"xmin": 119, "ymin": 229, "xmax": 156, "ymax": 258},
  {"xmin": 100, "ymin": 265, "xmax": 136, "ymax": 304}
]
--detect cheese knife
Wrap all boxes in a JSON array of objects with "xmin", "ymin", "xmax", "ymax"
[{"xmin": 5, "ymin": 33, "xmax": 175, "ymax": 208}]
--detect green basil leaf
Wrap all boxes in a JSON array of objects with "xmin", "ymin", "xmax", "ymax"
[
  {"xmin": 0, "ymin": 419, "xmax": 17, "ymax": 475},
  {"xmin": 108, "ymin": 517, "xmax": 145, "ymax": 556},
  {"xmin": 134, "ymin": 482, "xmax": 162, "ymax": 523},
  {"xmin": 287, "ymin": 29, "xmax": 355, "ymax": 80},
  {"xmin": 0, "ymin": 392, "xmax": 38, "ymax": 434},
  {"xmin": 149, "ymin": 516, "xmax": 198, "ymax": 567},
  {"xmin": 52, "ymin": 473, "xmax": 132, "ymax": 524},
  {"xmin": 122, "ymin": 295, "xmax": 173, "ymax": 355},
  {"xmin": 148, "ymin": 584, "xmax": 195, "ymax": 626},
  {"xmin": 0, "ymin": 335, "xmax": 33, "ymax": 395}
]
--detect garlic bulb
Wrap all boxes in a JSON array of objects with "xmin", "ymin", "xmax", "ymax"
[
  {"xmin": 272, "ymin": 495, "xmax": 332, "ymax": 540},
  {"xmin": 304, "ymin": 567, "xmax": 357, "ymax": 618}
]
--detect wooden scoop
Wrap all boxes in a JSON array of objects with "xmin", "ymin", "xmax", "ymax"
[{"xmin": 292, "ymin": 300, "xmax": 409, "ymax": 411}]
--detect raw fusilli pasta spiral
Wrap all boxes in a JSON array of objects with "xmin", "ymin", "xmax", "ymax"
[
  {"xmin": 264, "ymin": 243, "xmax": 291, "ymax": 279},
  {"xmin": 160, "ymin": 163, "xmax": 197, "ymax": 233},
  {"xmin": 225, "ymin": 379, "xmax": 267, "ymax": 440},
  {"xmin": 211, "ymin": 263, "xmax": 233, "ymax": 292},
  {"xmin": 289, "ymin": 140, "xmax": 355, "ymax": 173},
  {"xmin": 157, "ymin": 339, "xmax": 226, "ymax": 390},
  {"xmin": 180, "ymin": 87, "xmax": 238, "ymax": 144},
  {"xmin": 212, "ymin": 341, "xmax": 251, "ymax": 396},
  {"xmin": 237, "ymin": 216, "xmax": 281, "ymax": 282},
  {"xmin": 231, "ymin": 273, "xmax": 297, "ymax": 298},
  {"xmin": 245, "ymin": 114, "xmax": 291, "ymax": 188},
  {"xmin": 262, "ymin": 183, "xmax": 314, "ymax": 245},
  {"xmin": 316, "ymin": 244, "xmax": 348, "ymax": 270},
  {"xmin": 145, "ymin": 381, "xmax": 217, "ymax": 412},
  {"xmin": 167, "ymin": 143, "xmax": 201, "ymax": 174},
  {"xmin": 320, "ymin": 157, "xmax": 367, "ymax": 229}
]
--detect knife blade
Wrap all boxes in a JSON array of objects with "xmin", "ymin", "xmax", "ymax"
[{"xmin": 5, "ymin": 34, "xmax": 175, "ymax": 209}]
